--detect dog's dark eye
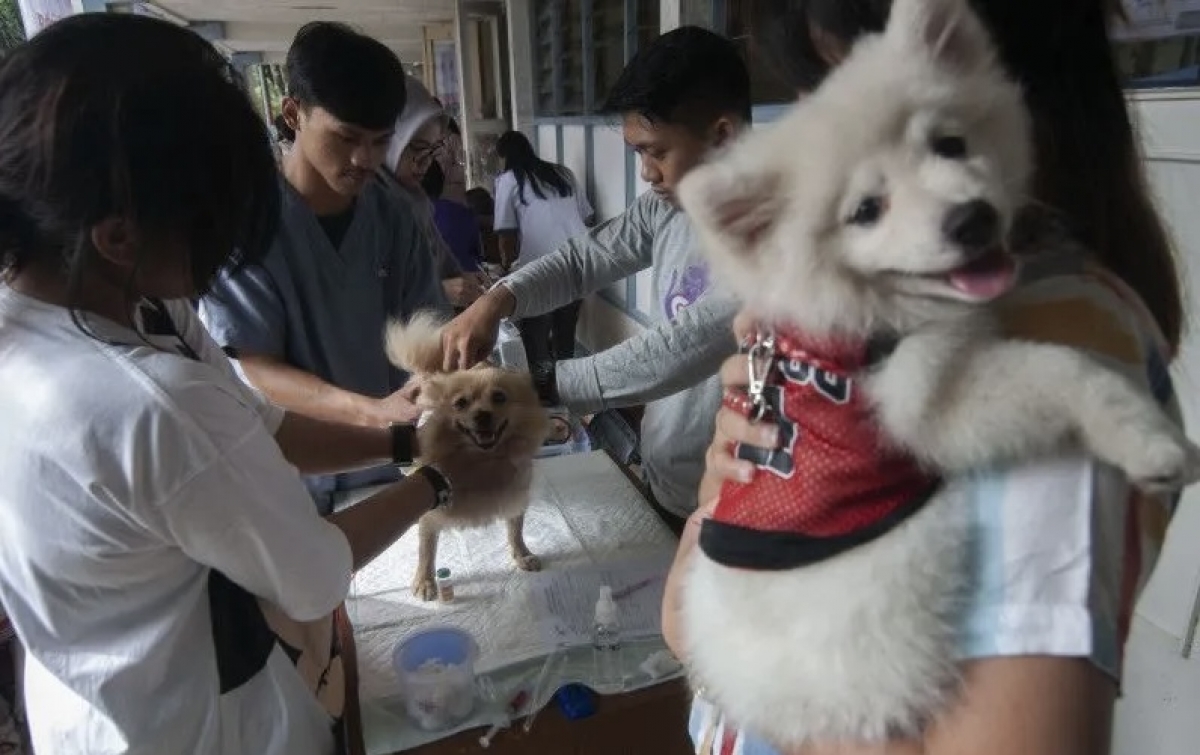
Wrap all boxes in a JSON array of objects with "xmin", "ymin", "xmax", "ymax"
[
  {"xmin": 931, "ymin": 135, "xmax": 968, "ymax": 160},
  {"xmin": 848, "ymin": 196, "xmax": 886, "ymax": 227},
  {"xmin": 491, "ymin": 390, "xmax": 508, "ymax": 405},
  {"xmin": 452, "ymin": 397, "xmax": 469, "ymax": 411}
]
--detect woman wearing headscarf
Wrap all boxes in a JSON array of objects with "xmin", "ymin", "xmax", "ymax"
[{"xmin": 382, "ymin": 76, "xmax": 485, "ymax": 309}]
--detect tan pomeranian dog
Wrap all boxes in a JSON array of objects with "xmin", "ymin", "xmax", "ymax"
[{"xmin": 385, "ymin": 311, "xmax": 551, "ymax": 601}]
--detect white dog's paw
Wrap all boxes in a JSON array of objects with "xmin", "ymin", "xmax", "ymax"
[
  {"xmin": 514, "ymin": 553, "xmax": 542, "ymax": 572},
  {"xmin": 1120, "ymin": 432, "xmax": 1200, "ymax": 493},
  {"xmin": 411, "ymin": 573, "xmax": 438, "ymax": 602}
]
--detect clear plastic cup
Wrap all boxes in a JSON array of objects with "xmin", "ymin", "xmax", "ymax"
[{"xmin": 392, "ymin": 627, "xmax": 480, "ymax": 731}]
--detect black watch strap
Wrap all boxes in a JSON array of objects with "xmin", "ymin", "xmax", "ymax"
[
  {"xmin": 530, "ymin": 360, "xmax": 559, "ymax": 406},
  {"xmin": 390, "ymin": 423, "xmax": 417, "ymax": 465},
  {"xmin": 412, "ymin": 464, "xmax": 453, "ymax": 510}
]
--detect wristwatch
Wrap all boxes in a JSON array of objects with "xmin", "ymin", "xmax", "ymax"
[
  {"xmin": 390, "ymin": 423, "xmax": 418, "ymax": 465},
  {"xmin": 411, "ymin": 464, "xmax": 453, "ymax": 510}
]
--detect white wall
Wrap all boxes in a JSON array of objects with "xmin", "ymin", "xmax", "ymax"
[
  {"xmin": 1112, "ymin": 89, "xmax": 1200, "ymax": 755},
  {"xmin": 504, "ymin": 0, "xmax": 536, "ymax": 133}
]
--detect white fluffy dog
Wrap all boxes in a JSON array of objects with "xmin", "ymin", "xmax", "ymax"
[{"xmin": 674, "ymin": 0, "xmax": 1200, "ymax": 748}]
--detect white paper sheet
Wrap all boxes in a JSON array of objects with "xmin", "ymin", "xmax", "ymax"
[{"xmin": 527, "ymin": 555, "xmax": 672, "ymax": 646}]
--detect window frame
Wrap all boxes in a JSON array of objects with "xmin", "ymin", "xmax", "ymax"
[{"xmin": 532, "ymin": 0, "xmax": 658, "ymax": 118}]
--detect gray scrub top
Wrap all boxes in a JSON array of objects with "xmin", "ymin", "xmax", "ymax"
[{"xmin": 200, "ymin": 175, "xmax": 450, "ymax": 512}]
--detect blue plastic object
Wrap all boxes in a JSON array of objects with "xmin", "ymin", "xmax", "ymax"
[
  {"xmin": 392, "ymin": 627, "xmax": 478, "ymax": 674},
  {"xmin": 554, "ymin": 683, "xmax": 596, "ymax": 720}
]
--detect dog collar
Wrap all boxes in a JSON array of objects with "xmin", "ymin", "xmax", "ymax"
[{"xmin": 770, "ymin": 329, "xmax": 900, "ymax": 375}]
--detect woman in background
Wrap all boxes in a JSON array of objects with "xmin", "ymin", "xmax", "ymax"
[
  {"xmin": 422, "ymin": 160, "xmax": 485, "ymax": 276},
  {"xmin": 465, "ymin": 187, "xmax": 502, "ymax": 268},
  {"xmin": 493, "ymin": 130, "xmax": 594, "ymax": 363},
  {"xmin": 440, "ymin": 117, "xmax": 469, "ymax": 201},
  {"xmin": 385, "ymin": 76, "xmax": 484, "ymax": 309}
]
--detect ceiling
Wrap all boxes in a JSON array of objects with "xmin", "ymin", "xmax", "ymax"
[{"xmin": 151, "ymin": 0, "xmax": 457, "ymax": 66}]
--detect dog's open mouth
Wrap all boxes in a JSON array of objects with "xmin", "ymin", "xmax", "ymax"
[
  {"xmin": 942, "ymin": 247, "xmax": 1017, "ymax": 300},
  {"xmin": 456, "ymin": 420, "xmax": 509, "ymax": 450}
]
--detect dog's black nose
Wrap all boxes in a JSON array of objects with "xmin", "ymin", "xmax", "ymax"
[
  {"xmin": 473, "ymin": 410, "xmax": 494, "ymax": 429},
  {"xmin": 943, "ymin": 200, "xmax": 999, "ymax": 251}
]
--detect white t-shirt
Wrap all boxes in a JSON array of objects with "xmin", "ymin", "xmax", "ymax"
[
  {"xmin": 493, "ymin": 168, "xmax": 593, "ymax": 269},
  {"xmin": 0, "ymin": 289, "xmax": 353, "ymax": 755}
]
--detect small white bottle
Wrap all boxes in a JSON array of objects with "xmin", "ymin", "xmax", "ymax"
[{"xmin": 591, "ymin": 585, "xmax": 624, "ymax": 693}]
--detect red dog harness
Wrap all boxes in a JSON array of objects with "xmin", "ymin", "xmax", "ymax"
[{"xmin": 700, "ymin": 329, "xmax": 941, "ymax": 571}]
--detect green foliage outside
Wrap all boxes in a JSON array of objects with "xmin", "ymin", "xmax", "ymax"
[
  {"xmin": 246, "ymin": 63, "xmax": 287, "ymax": 123},
  {"xmin": 0, "ymin": 0, "xmax": 26, "ymax": 55}
]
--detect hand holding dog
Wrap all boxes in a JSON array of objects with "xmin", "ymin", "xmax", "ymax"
[
  {"xmin": 441, "ymin": 286, "xmax": 516, "ymax": 371},
  {"xmin": 697, "ymin": 310, "xmax": 782, "ymax": 506},
  {"xmin": 372, "ymin": 381, "xmax": 424, "ymax": 425}
]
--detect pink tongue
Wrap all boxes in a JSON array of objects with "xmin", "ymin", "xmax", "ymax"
[{"xmin": 947, "ymin": 251, "xmax": 1017, "ymax": 299}]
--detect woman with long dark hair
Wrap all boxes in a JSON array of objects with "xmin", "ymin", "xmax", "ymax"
[
  {"xmin": 493, "ymin": 130, "xmax": 594, "ymax": 363},
  {"xmin": 664, "ymin": 1, "xmax": 1187, "ymax": 754}
]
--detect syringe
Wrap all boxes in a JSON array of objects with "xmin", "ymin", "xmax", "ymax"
[{"xmin": 478, "ymin": 688, "xmax": 529, "ymax": 748}]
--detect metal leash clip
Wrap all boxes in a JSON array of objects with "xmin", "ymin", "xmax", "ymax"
[{"xmin": 745, "ymin": 330, "xmax": 776, "ymax": 422}]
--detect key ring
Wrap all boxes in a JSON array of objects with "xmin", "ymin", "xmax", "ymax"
[{"xmin": 745, "ymin": 330, "xmax": 776, "ymax": 421}]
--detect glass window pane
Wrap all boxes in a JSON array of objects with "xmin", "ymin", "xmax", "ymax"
[
  {"xmin": 535, "ymin": 0, "xmax": 584, "ymax": 116},
  {"xmin": 725, "ymin": 0, "xmax": 794, "ymax": 106},
  {"xmin": 637, "ymin": 0, "xmax": 660, "ymax": 59},
  {"xmin": 1115, "ymin": 34, "xmax": 1200, "ymax": 88},
  {"xmin": 593, "ymin": 0, "xmax": 625, "ymax": 108}
]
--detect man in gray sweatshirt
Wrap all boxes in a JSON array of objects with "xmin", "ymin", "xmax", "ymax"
[{"xmin": 441, "ymin": 27, "xmax": 751, "ymax": 531}]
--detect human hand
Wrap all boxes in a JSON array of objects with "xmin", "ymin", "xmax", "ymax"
[
  {"xmin": 696, "ymin": 313, "xmax": 782, "ymax": 506},
  {"xmin": 440, "ymin": 287, "xmax": 515, "ymax": 371},
  {"xmin": 374, "ymin": 381, "xmax": 424, "ymax": 425},
  {"xmin": 442, "ymin": 276, "xmax": 486, "ymax": 308},
  {"xmin": 662, "ymin": 495, "xmax": 719, "ymax": 659}
]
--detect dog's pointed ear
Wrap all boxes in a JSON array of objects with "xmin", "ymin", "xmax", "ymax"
[
  {"xmin": 417, "ymin": 375, "xmax": 447, "ymax": 406},
  {"xmin": 676, "ymin": 160, "xmax": 782, "ymax": 256},
  {"xmin": 887, "ymin": 0, "xmax": 993, "ymax": 73}
]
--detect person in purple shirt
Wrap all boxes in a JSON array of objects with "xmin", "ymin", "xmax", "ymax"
[{"xmin": 422, "ymin": 160, "xmax": 484, "ymax": 273}]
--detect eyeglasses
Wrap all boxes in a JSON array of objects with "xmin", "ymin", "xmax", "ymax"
[{"xmin": 408, "ymin": 138, "xmax": 446, "ymax": 162}]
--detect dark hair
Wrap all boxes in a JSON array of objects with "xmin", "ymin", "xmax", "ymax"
[
  {"xmin": 495, "ymin": 130, "xmax": 573, "ymax": 204},
  {"xmin": 286, "ymin": 22, "xmax": 407, "ymax": 131},
  {"xmin": 421, "ymin": 160, "xmax": 445, "ymax": 200},
  {"xmin": 465, "ymin": 187, "xmax": 494, "ymax": 218},
  {"xmin": 601, "ymin": 25, "xmax": 752, "ymax": 130},
  {"xmin": 754, "ymin": 0, "xmax": 1183, "ymax": 349},
  {"xmin": 446, "ymin": 117, "xmax": 462, "ymax": 137},
  {"xmin": 0, "ymin": 14, "xmax": 280, "ymax": 307}
]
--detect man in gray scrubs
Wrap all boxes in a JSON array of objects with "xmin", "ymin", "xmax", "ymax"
[
  {"xmin": 200, "ymin": 23, "xmax": 449, "ymax": 514},
  {"xmin": 442, "ymin": 27, "xmax": 750, "ymax": 532}
]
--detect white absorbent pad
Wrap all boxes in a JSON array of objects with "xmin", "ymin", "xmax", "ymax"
[{"xmin": 345, "ymin": 451, "xmax": 683, "ymax": 753}]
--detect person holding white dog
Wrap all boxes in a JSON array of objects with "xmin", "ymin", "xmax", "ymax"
[{"xmin": 663, "ymin": 1, "xmax": 1186, "ymax": 755}]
